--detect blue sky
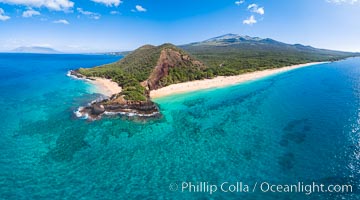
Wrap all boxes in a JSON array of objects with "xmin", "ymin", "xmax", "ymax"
[{"xmin": 0, "ymin": 0, "xmax": 359, "ymax": 52}]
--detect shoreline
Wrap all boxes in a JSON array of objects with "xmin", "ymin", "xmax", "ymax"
[
  {"xmin": 150, "ymin": 62, "xmax": 328, "ymax": 99},
  {"xmin": 89, "ymin": 77, "xmax": 122, "ymax": 97},
  {"xmin": 67, "ymin": 71, "xmax": 122, "ymax": 97},
  {"xmin": 67, "ymin": 61, "xmax": 327, "ymax": 120},
  {"xmin": 68, "ymin": 70, "xmax": 159, "ymax": 120}
]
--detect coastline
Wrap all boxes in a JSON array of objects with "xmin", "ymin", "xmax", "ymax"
[
  {"xmin": 89, "ymin": 77, "xmax": 122, "ymax": 97},
  {"xmin": 67, "ymin": 71, "xmax": 122, "ymax": 97},
  {"xmin": 150, "ymin": 62, "xmax": 328, "ymax": 99},
  {"xmin": 67, "ymin": 61, "xmax": 327, "ymax": 120},
  {"xmin": 68, "ymin": 70, "xmax": 159, "ymax": 120}
]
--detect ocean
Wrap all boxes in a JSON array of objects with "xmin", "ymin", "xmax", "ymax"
[{"xmin": 0, "ymin": 53, "xmax": 359, "ymax": 199}]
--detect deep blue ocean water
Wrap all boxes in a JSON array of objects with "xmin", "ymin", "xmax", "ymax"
[{"xmin": 0, "ymin": 54, "xmax": 359, "ymax": 200}]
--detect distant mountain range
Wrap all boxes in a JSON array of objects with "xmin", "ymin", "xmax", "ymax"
[
  {"xmin": 192, "ymin": 33, "xmax": 264, "ymax": 45},
  {"xmin": 107, "ymin": 33, "xmax": 358, "ymax": 68},
  {"xmin": 181, "ymin": 34, "xmax": 340, "ymax": 52},
  {"xmin": 183, "ymin": 33, "xmax": 321, "ymax": 48},
  {"xmin": 12, "ymin": 46, "xmax": 61, "ymax": 54},
  {"xmin": 180, "ymin": 33, "xmax": 359, "ymax": 69}
]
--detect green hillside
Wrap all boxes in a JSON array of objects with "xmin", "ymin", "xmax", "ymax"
[
  {"xmin": 180, "ymin": 34, "xmax": 358, "ymax": 75},
  {"xmin": 78, "ymin": 43, "xmax": 208, "ymax": 101},
  {"xmin": 78, "ymin": 34, "xmax": 359, "ymax": 101}
]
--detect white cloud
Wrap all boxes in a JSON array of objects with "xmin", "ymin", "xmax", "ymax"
[
  {"xmin": 91, "ymin": 0, "xmax": 122, "ymax": 7},
  {"xmin": 53, "ymin": 19, "xmax": 69, "ymax": 24},
  {"xmin": 0, "ymin": 0, "xmax": 74, "ymax": 11},
  {"xmin": 135, "ymin": 5, "xmax": 146, "ymax": 12},
  {"xmin": 243, "ymin": 15, "xmax": 257, "ymax": 25},
  {"xmin": 235, "ymin": 0, "xmax": 244, "ymax": 5},
  {"xmin": 248, "ymin": 4, "xmax": 264, "ymax": 15},
  {"xmin": 77, "ymin": 8, "xmax": 100, "ymax": 19},
  {"xmin": 110, "ymin": 10, "xmax": 119, "ymax": 14},
  {"xmin": 326, "ymin": 0, "xmax": 359, "ymax": 3},
  {"xmin": 0, "ymin": 8, "xmax": 10, "ymax": 21},
  {"xmin": 248, "ymin": 4, "xmax": 256, "ymax": 9},
  {"xmin": 256, "ymin": 7, "xmax": 264, "ymax": 15},
  {"xmin": 22, "ymin": 9, "xmax": 40, "ymax": 18}
]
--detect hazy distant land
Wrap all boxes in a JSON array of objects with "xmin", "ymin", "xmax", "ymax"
[{"xmin": 12, "ymin": 46, "xmax": 61, "ymax": 54}]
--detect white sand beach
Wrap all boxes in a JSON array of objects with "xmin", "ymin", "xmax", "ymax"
[
  {"xmin": 150, "ymin": 62, "xmax": 327, "ymax": 98},
  {"xmin": 89, "ymin": 77, "xmax": 122, "ymax": 97}
]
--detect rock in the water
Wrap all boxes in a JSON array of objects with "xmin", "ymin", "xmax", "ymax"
[{"xmin": 91, "ymin": 104, "xmax": 105, "ymax": 115}]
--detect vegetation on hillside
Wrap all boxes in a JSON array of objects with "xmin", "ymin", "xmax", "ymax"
[
  {"xmin": 78, "ymin": 36, "xmax": 359, "ymax": 101},
  {"xmin": 180, "ymin": 38, "xmax": 358, "ymax": 75},
  {"xmin": 78, "ymin": 43, "xmax": 208, "ymax": 101}
]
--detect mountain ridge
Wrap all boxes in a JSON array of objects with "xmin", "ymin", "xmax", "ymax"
[{"xmin": 180, "ymin": 34, "xmax": 358, "ymax": 72}]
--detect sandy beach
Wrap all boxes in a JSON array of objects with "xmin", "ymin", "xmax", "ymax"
[
  {"xmin": 88, "ymin": 77, "xmax": 122, "ymax": 97},
  {"xmin": 150, "ymin": 62, "xmax": 327, "ymax": 98},
  {"xmin": 67, "ymin": 70, "xmax": 122, "ymax": 97}
]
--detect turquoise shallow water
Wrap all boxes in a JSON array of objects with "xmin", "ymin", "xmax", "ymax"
[{"xmin": 0, "ymin": 54, "xmax": 359, "ymax": 199}]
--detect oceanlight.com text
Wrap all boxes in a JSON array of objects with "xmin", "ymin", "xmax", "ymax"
[{"xmin": 169, "ymin": 181, "xmax": 353, "ymax": 195}]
